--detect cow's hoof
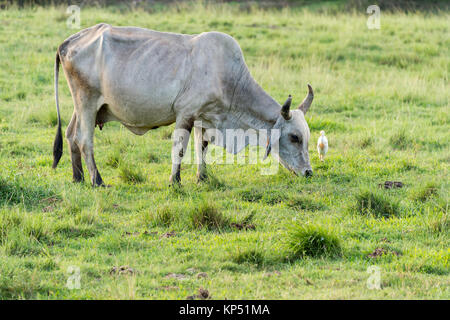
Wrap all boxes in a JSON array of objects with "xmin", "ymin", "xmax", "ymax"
[
  {"xmin": 92, "ymin": 182, "xmax": 110, "ymax": 188},
  {"xmin": 169, "ymin": 173, "xmax": 181, "ymax": 185},
  {"xmin": 169, "ymin": 180, "xmax": 181, "ymax": 187},
  {"xmin": 169, "ymin": 178, "xmax": 182, "ymax": 188},
  {"xmin": 196, "ymin": 173, "xmax": 209, "ymax": 183}
]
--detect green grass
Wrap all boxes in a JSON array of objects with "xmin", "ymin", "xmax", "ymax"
[
  {"xmin": 118, "ymin": 163, "xmax": 146, "ymax": 184},
  {"xmin": 389, "ymin": 129, "xmax": 413, "ymax": 150},
  {"xmin": 0, "ymin": 3, "xmax": 448, "ymax": 299},
  {"xmin": 410, "ymin": 181, "xmax": 440, "ymax": 202},
  {"xmin": 285, "ymin": 223, "xmax": 342, "ymax": 259},
  {"xmin": 189, "ymin": 200, "xmax": 230, "ymax": 231},
  {"xmin": 231, "ymin": 248, "xmax": 266, "ymax": 267},
  {"xmin": 354, "ymin": 189, "xmax": 401, "ymax": 218}
]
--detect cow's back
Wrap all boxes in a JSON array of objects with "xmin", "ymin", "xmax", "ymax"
[
  {"xmin": 59, "ymin": 24, "xmax": 194, "ymax": 127},
  {"xmin": 58, "ymin": 24, "xmax": 248, "ymax": 130},
  {"xmin": 59, "ymin": 23, "xmax": 194, "ymax": 91}
]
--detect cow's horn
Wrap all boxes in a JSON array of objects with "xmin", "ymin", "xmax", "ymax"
[
  {"xmin": 298, "ymin": 84, "xmax": 314, "ymax": 114},
  {"xmin": 281, "ymin": 95, "xmax": 292, "ymax": 120}
]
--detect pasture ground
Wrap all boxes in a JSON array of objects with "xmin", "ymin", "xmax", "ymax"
[{"xmin": 0, "ymin": 3, "xmax": 448, "ymax": 299}]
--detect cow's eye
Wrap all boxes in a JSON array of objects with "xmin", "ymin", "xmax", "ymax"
[{"xmin": 289, "ymin": 134, "xmax": 301, "ymax": 143}]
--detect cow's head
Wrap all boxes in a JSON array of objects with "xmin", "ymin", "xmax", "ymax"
[{"xmin": 265, "ymin": 85, "xmax": 314, "ymax": 177}]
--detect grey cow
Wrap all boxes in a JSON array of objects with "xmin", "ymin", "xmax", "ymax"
[{"xmin": 52, "ymin": 24, "xmax": 314, "ymax": 186}]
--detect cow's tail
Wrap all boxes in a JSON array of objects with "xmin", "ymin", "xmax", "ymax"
[{"xmin": 52, "ymin": 52, "xmax": 63, "ymax": 169}]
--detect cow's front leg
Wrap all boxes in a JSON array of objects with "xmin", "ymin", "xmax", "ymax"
[
  {"xmin": 169, "ymin": 120, "xmax": 193, "ymax": 185},
  {"xmin": 194, "ymin": 126, "xmax": 208, "ymax": 182}
]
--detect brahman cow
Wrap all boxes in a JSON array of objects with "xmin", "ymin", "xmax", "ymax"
[{"xmin": 52, "ymin": 24, "xmax": 314, "ymax": 186}]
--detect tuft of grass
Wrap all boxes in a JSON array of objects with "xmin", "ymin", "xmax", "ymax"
[
  {"xmin": 0, "ymin": 268, "xmax": 47, "ymax": 299},
  {"xmin": 0, "ymin": 210, "xmax": 54, "ymax": 256},
  {"xmin": 261, "ymin": 190, "xmax": 287, "ymax": 205},
  {"xmin": 74, "ymin": 211, "xmax": 98, "ymax": 226},
  {"xmin": 238, "ymin": 188, "xmax": 293, "ymax": 205},
  {"xmin": 146, "ymin": 205, "xmax": 175, "ymax": 227},
  {"xmin": 285, "ymin": 223, "xmax": 341, "ymax": 259},
  {"xmin": 238, "ymin": 189, "xmax": 324, "ymax": 209},
  {"xmin": 231, "ymin": 248, "xmax": 265, "ymax": 266},
  {"xmin": 398, "ymin": 159, "xmax": 418, "ymax": 172},
  {"xmin": 206, "ymin": 174, "xmax": 226, "ymax": 190},
  {"xmin": 16, "ymin": 91, "xmax": 26, "ymax": 100},
  {"xmin": 238, "ymin": 188, "xmax": 264, "ymax": 202},
  {"xmin": 106, "ymin": 149, "xmax": 122, "ymax": 168},
  {"xmin": 190, "ymin": 200, "xmax": 229, "ymax": 230},
  {"xmin": 198, "ymin": 170, "xmax": 227, "ymax": 190},
  {"xmin": 237, "ymin": 210, "xmax": 256, "ymax": 226},
  {"xmin": 0, "ymin": 178, "xmax": 56, "ymax": 208},
  {"xmin": 148, "ymin": 152, "xmax": 160, "ymax": 163},
  {"xmin": 429, "ymin": 214, "xmax": 449, "ymax": 234},
  {"xmin": 410, "ymin": 182, "xmax": 439, "ymax": 202},
  {"xmin": 286, "ymin": 195, "xmax": 325, "ymax": 211},
  {"xmin": 60, "ymin": 200, "xmax": 82, "ymax": 216},
  {"xmin": 389, "ymin": 129, "xmax": 413, "ymax": 150},
  {"xmin": 118, "ymin": 164, "xmax": 145, "ymax": 184},
  {"xmin": 354, "ymin": 189, "xmax": 401, "ymax": 218},
  {"xmin": 359, "ymin": 136, "xmax": 374, "ymax": 149},
  {"xmin": 53, "ymin": 221, "xmax": 97, "ymax": 239}
]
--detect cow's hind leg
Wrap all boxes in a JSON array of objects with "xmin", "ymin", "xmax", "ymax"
[
  {"xmin": 169, "ymin": 118, "xmax": 193, "ymax": 185},
  {"xmin": 77, "ymin": 108, "xmax": 105, "ymax": 187},
  {"xmin": 69, "ymin": 91, "xmax": 105, "ymax": 187},
  {"xmin": 66, "ymin": 112, "xmax": 84, "ymax": 182},
  {"xmin": 194, "ymin": 126, "xmax": 208, "ymax": 182}
]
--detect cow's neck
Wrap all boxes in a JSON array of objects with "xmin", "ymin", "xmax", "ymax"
[{"xmin": 230, "ymin": 75, "xmax": 280, "ymax": 131}]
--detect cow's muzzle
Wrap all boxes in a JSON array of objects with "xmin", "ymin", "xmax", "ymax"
[
  {"xmin": 304, "ymin": 169, "xmax": 313, "ymax": 177},
  {"xmin": 300, "ymin": 167, "xmax": 313, "ymax": 177}
]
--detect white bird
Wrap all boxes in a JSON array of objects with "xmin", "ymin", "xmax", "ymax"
[{"xmin": 317, "ymin": 130, "xmax": 328, "ymax": 161}]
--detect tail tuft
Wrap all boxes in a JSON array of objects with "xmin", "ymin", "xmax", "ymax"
[
  {"xmin": 52, "ymin": 52, "xmax": 63, "ymax": 169},
  {"xmin": 52, "ymin": 124, "xmax": 63, "ymax": 168}
]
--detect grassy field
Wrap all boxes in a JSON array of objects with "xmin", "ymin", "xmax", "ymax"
[{"xmin": 0, "ymin": 3, "xmax": 448, "ymax": 299}]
